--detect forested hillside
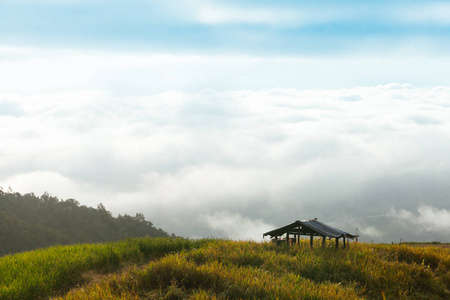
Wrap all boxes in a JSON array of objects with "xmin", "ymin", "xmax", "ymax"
[{"xmin": 0, "ymin": 189, "xmax": 168, "ymax": 256}]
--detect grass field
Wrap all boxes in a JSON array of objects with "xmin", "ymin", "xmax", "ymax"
[
  {"xmin": 0, "ymin": 238, "xmax": 449, "ymax": 299},
  {"xmin": 403, "ymin": 242, "xmax": 450, "ymax": 249}
]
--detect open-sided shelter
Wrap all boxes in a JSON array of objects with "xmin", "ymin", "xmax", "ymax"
[{"xmin": 263, "ymin": 218, "xmax": 357, "ymax": 248}]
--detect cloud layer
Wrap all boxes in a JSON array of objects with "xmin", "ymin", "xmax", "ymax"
[
  {"xmin": 1, "ymin": 47, "xmax": 450, "ymax": 95},
  {"xmin": 389, "ymin": 206, "xmax": 450, "ymax": 232},
  {"xmin": 1, "ymin": 84, "xmax": 450, "ymax": 242},
  {"xmin": 2, "ymin": 2, "xmax": 449, "ymax": 244}
]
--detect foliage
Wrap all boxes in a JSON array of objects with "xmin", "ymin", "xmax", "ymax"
[
  {"xmin": 0, "ymin": 190, "xmax": 168, "ymax": 256},
  {"xmin": 1, "ymin": 238, "xmax": 448, "ymax": 299}
]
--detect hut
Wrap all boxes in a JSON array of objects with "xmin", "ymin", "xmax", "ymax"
[{"xmin": 263, "ymin": 218, "xmax": 357, "ymax": 249}]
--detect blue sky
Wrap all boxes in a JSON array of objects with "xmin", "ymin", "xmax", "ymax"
[
  {"xmin": 1, "ymin": 1, "xmax": 450, "ymax": 242},
  {"xmin": 1, "ymin": 0, "xmax": 450, "ymax": 55},
  {"xmin": 1, "ymin": 0, "xmax": 450, "ymax": 93}
]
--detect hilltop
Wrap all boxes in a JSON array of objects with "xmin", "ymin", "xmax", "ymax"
[{"xmin": 0, "ymin": 237, "xmax": 449, "ymax": 299}]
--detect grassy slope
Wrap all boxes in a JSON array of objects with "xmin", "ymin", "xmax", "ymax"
[{"xmin": 0, "ymin": 238, "xmax": 449, "ymax": 300}]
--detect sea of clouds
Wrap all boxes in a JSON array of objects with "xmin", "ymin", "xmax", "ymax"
[{"xmin": 1, "ymin": 84, "xmax": 450, "ymax": 242}]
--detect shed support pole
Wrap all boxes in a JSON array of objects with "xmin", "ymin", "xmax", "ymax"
[
  {"xmin": 335, "ymin": 238, "xmax": 339, "ymax": 249},
  {"xmin": 310, "ymin": 233, "xmax": 313, "ymax": 248},
  {"xmin": 286, "ymin": 232, "xmax": 289, "ymax": 246},
  {"xmin": 343, "ymin": 237, "xmax": 346, "ymax": 248},
  {"xmin": 322, "ymin": 236, "xmax": 326, "ymax": 248}
]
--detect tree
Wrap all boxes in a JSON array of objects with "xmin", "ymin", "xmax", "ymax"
[{"xmin": 0, "ymin": 191, "xmax": 169, "ymax": 256}]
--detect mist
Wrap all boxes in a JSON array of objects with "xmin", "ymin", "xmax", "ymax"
[{"xmin": 2, "ymin": 85, "xmax": 449, "ymax": 242}]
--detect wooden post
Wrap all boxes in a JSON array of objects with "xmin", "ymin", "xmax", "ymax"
[
  {"xmin": 343, "ymin": 237, "xmax": 346, "ymax": 248},
  {"xmin": 310, "ymin": 233, "xmax": 314, "ymax": 248},
  {"xmin": 322, "ymin": 236, "xmax": 326, "ymax": 248},
  {"xmin": 335, "ymin": 237, "xmax": 339, "ymax": 249},
  {"xmin": 286, "ymin": 232, "xmax": 289, "ymax": 246}
]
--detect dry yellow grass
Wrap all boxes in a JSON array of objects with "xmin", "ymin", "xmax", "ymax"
[{"xmin": 1, "ymin": 238, "xmax": 449, "ymax": 299}]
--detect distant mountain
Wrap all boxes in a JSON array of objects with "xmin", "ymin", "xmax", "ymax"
[{"xmin": 0, "ymin": 189, "xmax": 169, "ymax": 256}]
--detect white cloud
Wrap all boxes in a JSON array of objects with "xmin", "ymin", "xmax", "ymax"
[
  {"xmin": 360, "ymin": 226, "xmax": 383, "ymax": 239},
  {"xmin": 402, "ymin": 3, "xmax": 450, "ymax": 25},
  {"xmin": 1, "ymin": 47, "xmax": 450, "ymax": 95},
  {"xmin": 156, "ymin": 0, "xmax": 450, "ymax": 31},
  {"xmin": 1, "ymin": 85, "xmax": 450, "ymax": 240},
  {"xmin": 201, "ymin": 211, "xmax": 274, "ymax": 241},
  {"xmin": 192, "ymin": 5, "xmax": 338, "ymax": 26},
  {"xmin": 389, "ymin": 206, "xmax": 450, "ymax": 232},
  {"xmin": 1, "ymin": 171, "xmax": 82, "ymax": 199},
  {"xmin": 162, "ymin": 1, "xmax": 450, "ymax": 28},
  {"xmin": 195, "ymin": 5, "xmax": 291, "ymax": 25},
  {"xmin": 157, "ymin": 0, "xmax": 349, "ymax": 27}
]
